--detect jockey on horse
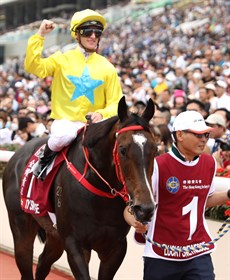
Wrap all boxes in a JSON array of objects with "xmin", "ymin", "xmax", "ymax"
[{"xmin": 24, "ymin": 9, "xmax": 122, "ymax": 181}]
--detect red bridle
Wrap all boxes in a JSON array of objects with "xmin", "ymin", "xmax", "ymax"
[{"xmin": 62, "ymin": 124, "xmax": 144, "ymax": 202}]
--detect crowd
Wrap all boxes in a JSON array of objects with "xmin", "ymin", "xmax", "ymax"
[
  {"xmin": 0, "ymin": 2, "xmax": 230, "ymax": 279},
  {"xmin": 0, "ymin": 0, "xmax": 230, "ymax": 169}
]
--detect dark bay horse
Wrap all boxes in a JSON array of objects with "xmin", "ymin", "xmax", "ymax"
[{"xmin": 2, "ymin": 96, "xmax": 158, "ymax": 280}]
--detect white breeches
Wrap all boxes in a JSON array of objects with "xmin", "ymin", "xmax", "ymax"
[{"xmin": 48, "ymin": 119, "xmax": 85, "ymax": 152}]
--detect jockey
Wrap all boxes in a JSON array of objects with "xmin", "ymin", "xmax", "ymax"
[{"xmin": 24, "ymin": 9, "xmax": 123, "ymax": 181}]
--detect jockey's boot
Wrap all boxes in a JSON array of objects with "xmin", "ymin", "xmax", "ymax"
[{"xmin": 33, "ymin": 145, "xmax": 57, "ymax": 181}]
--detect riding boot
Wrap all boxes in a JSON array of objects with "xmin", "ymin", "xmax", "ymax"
[{"xmin": 33, "ymin": 145, "xmax": 57, "ymax": 181}]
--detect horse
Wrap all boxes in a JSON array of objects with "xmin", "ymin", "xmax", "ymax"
[{"xmin": 2, "ymin": 96, "xmax": 158, "ymax": 280}]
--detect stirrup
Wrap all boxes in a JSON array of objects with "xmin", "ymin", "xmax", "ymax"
[
  {"xmin": 32, "ymin": 162, "xmax": 48, "ymax": 181},
  {"xmin": 36, "ymin": 166, "xmax": 48, "ymax": 181}
]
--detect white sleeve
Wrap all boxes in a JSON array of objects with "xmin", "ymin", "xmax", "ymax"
[
  {"xmin": 151, "ymin": 159, "xmax": 159, "ymax": 203},
  {"xmin": 209, "ymin": 156, "xmax": 217, "ymax": 196}
]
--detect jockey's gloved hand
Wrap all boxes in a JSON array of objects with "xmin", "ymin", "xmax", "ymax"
[{"xmin": 85, "ymin": 115, "xmax": 92, "ymax": 124}]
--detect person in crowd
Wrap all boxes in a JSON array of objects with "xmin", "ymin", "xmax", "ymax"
[
  {"xmin": 212, "ymin": 49, "xmax": 225, "ymax": 68},
  {"xmin": 24, "ymin": 9, "xmax": 122, "ymax": 180},
  {"xmin": 124, "ymin": 110, "xmax": 230, "ymax": 280},
  {"xmin": 205, "ymin": 113, "xmax": 227, "ymax": 154},
  {"xmin": 131, "ymin": 78, "xmax": 148, "ymax": 105},
  {"xmin": 204, "ymin": 49, "xmax": 215, "ymax": 69},
  {"xmin": 172, "ymin": 89, "xmax": 187, "ymax": 111},
  {"xmin": 17, "ymin": 106, "xmax": 29, "ymax": 118},
  {"xmin": 132, "ymin": 100, "xmax": 146, "ymax": 116},
  {"xmin": 18, "ymin": 117, "xmax": 48, "ymax": 138},
  {"xmin": 0, "ymin": 96, "xmax": 15, "ymax": 116},
  {"xmin": 185, "ymin": 99, "xmax": 208, "ymax": 118},
  {"xmin": 152, "ymin": 72, "xmax": 169, "ymax": 96},
  {"xmin": 157, "ymin": 123, "xmax": 173, "ymax": 153},
  {"xmin": 12, "ymin": 128, "xmax": 33, "ymax": 146},
  {"xmin": 0, "ymin": 110, "xmax": 12, "ymax": 145},
  {"xmin": 196, "ymin": 87, "xmax": 210, "ymax": 115},
  {"xmin": 174, "ymin": 67, "xmax": 187, "ymax": 93},
  {"xmin": 156, "ymin": 88, "xmax": 173, "ymax": 109},
  {"xmin": 151, "ymin": 107, "xmax": 171, "ymax": 131},
  {"xmin": 214, "ymin": 108, "xmax": 230, "ymax": 131},
  {"xmin": 36, "ymin": 97, "xmax": 49, "ymax": 115},
  {"xmin": 202, "ymin": 65, "xmax": 216, "ymax": 84},
  {"xmin": 205, "ymin": 83, "xmax": 218, "ymax": 113},
  {"xmin": 212, "ymin": 137, "xmax": 230, "ymax": 170},
  {"xmin": 215, "ymin": 80, "xmax": 230, "ymax": 111}
]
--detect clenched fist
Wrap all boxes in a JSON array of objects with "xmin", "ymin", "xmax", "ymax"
[{"xmin": 37, "ymin": 19, "xmax": 55, "ymax": 37}]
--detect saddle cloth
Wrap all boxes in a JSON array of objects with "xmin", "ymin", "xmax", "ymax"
[{"xmin": 20, "ymin": 144, "xmax": 67, "ymax": 216}]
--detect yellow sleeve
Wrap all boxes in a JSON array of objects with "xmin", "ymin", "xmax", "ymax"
[{"xmin": 24, "ymin": 34, "xmax": 59, "ymax": 78}]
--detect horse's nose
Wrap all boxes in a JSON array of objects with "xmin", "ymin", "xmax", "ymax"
[{"xmin": 133, "ymin": 204, "xmax": 155, "ymax": 223}]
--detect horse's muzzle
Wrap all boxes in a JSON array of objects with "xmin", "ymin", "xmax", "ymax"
[{"xmin": 133, "ymin": 204, "xmax": 155, "ymax": 224}]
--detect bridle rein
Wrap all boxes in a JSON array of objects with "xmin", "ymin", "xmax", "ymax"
[{"xmin": 62, "ymin": 124, "xmax": 145, "ymax": 202}]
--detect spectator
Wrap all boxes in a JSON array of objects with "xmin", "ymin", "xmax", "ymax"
[
  {"xmin": 132, "ymin": 101, "xmax": 146, "ymax": 116},
  {"xmin": 18, "ymin": 117, "xmax": 48, "ymax": 138},
  {"xmin": 152, "ymin": 73, "xmax": 169, "ymax": 96},
  {"xmin": 201, "ymin": 65, "xmax": 216, "ymax": 84},
  {"xmin": 156, "ymin": 89, "xmax": 173, "ymax": 109},
  {"xmin": 151, "ymin": 107, "xmax": 171, "ymax": 130},
  {"xmin": 172, "ymin": 89, "xmax": 186, "ymax": 110},
  {"xmin": 197, "ymin": 87, "xmax": 210, "ymax": 116},
  {"xmin": 205, "ymin": 83, "xmax": 218, "ymax": 113},
  {"xmin": 173, "ymin": 47, "xmax": 187, "ymax": 69},
  {"xmin": 205, "ymin": 113, "xmax": 227, "ymax": 154},
  {"xmin": 185, "ymin": 99, "xmax": 208, "ymax": 118},
  {"xmin": 36, "ymin": 98, "xmax": 49, "ymax": 115},
  {"xmin": 0, "ymin": 110, "xmax": 12, "ymax": 145},
  {"xmin": 157, "ymin": 123, "xmax": 173, "ymax": 152},
  {"xmin": 212, "ymin": 137, "xmax": 230, "ymax": 170},
  {"xmin": 214, "ymin": 108, "xmax": 230, "ymax": 131},
  {"xmin": 174, "ymin": 67, "xmax": 187, "ymax": 93},
  {"xmin": 12, "ymin": 129, "xmax": 33, "ymax": 146},
  {"xmin": 215, "ymin": 80, "xmax": 230, "ymax": 111},
  {"xmin": 131, "ymin": 78, "xmax": 148, "ymax": 105}
]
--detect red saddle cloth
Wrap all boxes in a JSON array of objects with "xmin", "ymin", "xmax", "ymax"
[{"xmin": 20, "ymin": 145, "xmax": 67, "ymax": 216}]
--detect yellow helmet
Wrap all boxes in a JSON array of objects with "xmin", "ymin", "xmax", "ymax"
[{"xmin": 70, "ymin": 9, "xmax": 106, "ymax": 38}]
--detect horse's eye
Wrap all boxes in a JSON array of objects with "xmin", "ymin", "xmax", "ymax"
[{"xmin": 119, "ymin": 146, "xmax": 126, "ymax": 156}]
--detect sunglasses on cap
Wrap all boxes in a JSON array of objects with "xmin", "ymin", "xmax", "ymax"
[
  {"xmin": 79, "ymin": 28, "xmax": 102, "ymax": 38},
  {"xmin": 183, "ymin": 130, "xmax": 210, "ymax": 139}
]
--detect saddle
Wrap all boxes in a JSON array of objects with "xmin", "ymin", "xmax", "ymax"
[{"xmin": 20, "ymin": 144, "xmax": 69, "ymax": 216}]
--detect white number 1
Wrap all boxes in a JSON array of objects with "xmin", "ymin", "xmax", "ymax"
[{"xmin": 182, "ymin": 196, "xmax": 198, "ymax": 240}]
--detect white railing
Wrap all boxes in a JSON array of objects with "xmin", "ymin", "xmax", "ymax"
[{"xmin": 0, "ymin": 150, "xmax": 15, "ymax": 162}]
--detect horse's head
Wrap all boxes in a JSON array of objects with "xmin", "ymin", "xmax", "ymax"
[{"xmin": 115, "ymin": 96, "xmax": 158, "ymax": 223}]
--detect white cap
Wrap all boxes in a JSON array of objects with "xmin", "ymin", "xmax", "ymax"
[
  {"xmin": 205, "ymin": 83, "xmax": 216, "ymax": 91},
  {"xmin": 223, "ymin": 68, "xmax": 230, "ymax": 76},
  {"xmin": 205, "ymin": 114, "xmax": 226, "ymax": 128},
  {"xmin": 216, "ymin": 80, "xmax": 227, "ymax": 89},
  {"xmin": 15, "ymin": 81, "xmax": 23, "ymax": 88},
  {"xmin": 172, "ymin": 111, "xmax": 213, "ymax": 133}
]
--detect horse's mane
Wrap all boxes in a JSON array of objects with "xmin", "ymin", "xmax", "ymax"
[
  {"xmin": 83, "ymin": 116, "xmax": 119, "ymax": 148},
  {"xmin": 120, "ymin": 113, "xmax": 151, "ymax": 131},
  {"xmin": 83, "ymin": 113, "xmax": 151, "ymax": 148}
]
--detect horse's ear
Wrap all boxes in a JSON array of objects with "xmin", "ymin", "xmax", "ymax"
[
  {"xmin": 118, "ymin": 96, "xmax": 128, "ymax": 122},
  {"xmin": 141, "ymin": 98, "xmax": 155, "ymax": 123}
]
